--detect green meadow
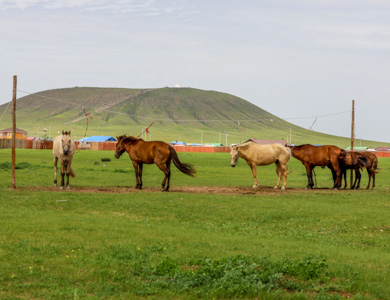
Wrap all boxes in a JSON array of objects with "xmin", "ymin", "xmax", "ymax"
[{"xmin": 0, "ymin": 149, "xmax": 389, "ymax": 299}]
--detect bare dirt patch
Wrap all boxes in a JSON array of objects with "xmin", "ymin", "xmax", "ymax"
[{"xmin": 20, "ymin": 185, "xmax": 334, "ymax": 196}]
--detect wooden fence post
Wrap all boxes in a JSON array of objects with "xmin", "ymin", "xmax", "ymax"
[{"xmin": 12, "ymin": 75, "xmax": 17, "ymax": 189}]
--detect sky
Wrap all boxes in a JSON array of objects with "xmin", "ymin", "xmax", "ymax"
[{"xmin": 1, "ymin": 0, "xmax": 389, "ymax": 142}]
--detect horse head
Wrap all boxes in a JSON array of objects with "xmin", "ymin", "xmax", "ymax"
[
  {"xmin": 115, "ymin": 135, "xmax": 139, "ymax": 159},
  {"xmin": 114, "ymin": 135, "xmax": 127, "ymax": 159},
  {"xmin": 61, "ymin": 130, "xmax": 72, "ymax": 155},
  {"xmin": 230, "ymin": 145, "xmax": 240, "ymax": 167}
]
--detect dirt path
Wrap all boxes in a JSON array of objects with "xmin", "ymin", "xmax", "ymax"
[{"xmin": 21, "ymin": 185, "xmax": 338, "ymax": 195}]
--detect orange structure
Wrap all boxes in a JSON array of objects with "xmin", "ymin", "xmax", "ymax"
[{"xmin": 0, "ymin": 128, "xmax": 28, "ymax": 140}]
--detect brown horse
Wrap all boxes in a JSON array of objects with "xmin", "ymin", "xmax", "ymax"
[
  {"xmin": 288, "ymin": 144, "xmax": 343, "ymax": 189},
  {"xmin": 339, "ymin": 151, "xmax": 379, "ymax": 189},
  {"xmin": 338, "ymin": 151, "xmax": 366, "ymax": 189},
  {"xmin": 114, "ymin": 135, "xmax": 196, "ymax": 191},
  {"xmin": 360, "ymin": 152, "xmax": 379, "ymax": 189}
]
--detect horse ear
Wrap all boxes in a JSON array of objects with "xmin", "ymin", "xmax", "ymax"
[{"xmin": 62, "ymin": 130, "xmax": 65, "ymax": 135}]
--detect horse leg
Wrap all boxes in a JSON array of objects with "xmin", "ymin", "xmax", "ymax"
[
  {"xmin": 156, "ymin": 162, "xmax": 170, "ymax": 192},
  {"xmin": 329, "ymin": 167, "xmax": 339, "ymax": 189},
  {"xmin": 66, "ymin": 160, "xmax": 72, "ymax": 190},
  {"xmin": 305, "ymin": 164, "xmax": 313, "ymax": 189},
  {"xmin": 138, "ymin": 163, "xmax": 143, "ymax": 189},
  {"xmin": 131, "ymin": 161, "xmax": 141, "ymax": 189},
  {"xmin": 343, "ymin": 170, "xmax": 347, "ymax": 189},
  {"xmin": 281, "ymin": 163, "xmax": 288, "ymax": 190},
  {"xmin": 60, "ymin": 160, "xmax": 65, "ymax": 190},
  {"xmin": 354, "ymin": 169, "xmax": 361, "ymax": 189},
  {"xmin": 331, "ymin": 161, "xmax": 342, "ymax": 189},
  {"xmin": 250, "ymin": 163, "xmax": 258, "ymax": 188},
  {"xmin": 165, "ymin": 159, "xmax": 172, "ymax": 191},
  {"xmin": 366, "ymin": 169, "xmax": 372, "ymax": 189},
  {"xmin": 53, "ymin": 156, "xmax": 58, "ymax": 187},
  {"xmin": 274, "ymin": 162, "xmax": 282, "ymax": 189}
]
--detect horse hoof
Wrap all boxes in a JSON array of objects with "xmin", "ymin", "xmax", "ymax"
[
  {"xmin": 66, "ymin": 186, "xmax": 71, "ymax": 190},
  {"xmin": 281, "ymin": 187, "xmax": 286, "ymax": 190},
  {"xmin": 273, "ymin": 186, "xmax": 279, "ymax": 189},
  {"xmin": 59, "ymin": 186, "xmax": 64, "ymax": 190},
  {"xmin": 252, "ymin": 186, "xmax": 258, "ymax": 189}
]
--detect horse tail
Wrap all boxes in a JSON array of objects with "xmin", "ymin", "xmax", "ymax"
[
  {"xmin": 69, "ymin": 167, "xmax": 76, "ymax": 178},
  {"xmin": 372, "ymin": 162, "xmax": 381, "ymax": 174},
  {"xmin": 284, "ymin": 146, "xmax": 293, "ymax": 174},
  {"xmin": 169, "ymin": 146, "xmax": 196, "ymax": 177}
]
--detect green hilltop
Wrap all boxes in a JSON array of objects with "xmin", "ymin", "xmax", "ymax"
[{"xmin": 0, "ymin": 87, "xmax": 387, "ymax": 147}]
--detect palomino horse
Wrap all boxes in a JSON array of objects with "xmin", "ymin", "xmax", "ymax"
[
  {"xmin": 230, "ymin": 142, "xmax": 291, "ymax": 189},
  {"xmin": 288, "ymin": 144, "xmax": 343, "ymax": 189},
  {"xmin": 53, "ymin": 131, "xmax": 76, "ymax": 190},
  {"xmin": 114, "ymin": 135, "xmax": 196, "ymax": 191}
]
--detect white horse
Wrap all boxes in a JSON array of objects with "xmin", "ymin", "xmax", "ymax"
[
  {"xmin": 53, "ymin": 131, "xmax": 76, "ymax": 190},
  {"xmin": 230, "ymin": 142, "xmax": 291, "ymax": 189}
]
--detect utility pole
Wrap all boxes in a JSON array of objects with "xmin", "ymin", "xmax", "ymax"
[
  {"xmin": 11, "ymin": 76, "xmax": 17, "ymax": 189},
  {"xmin": 350, "ymin": 100, "xmax": 355, "ymax": 188},
  {"xmin": 225, "ymin": 132, "xmax": 228, "ymax": 147}
]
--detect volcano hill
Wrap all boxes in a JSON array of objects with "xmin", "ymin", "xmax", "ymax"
[{"xmin": 0, "ymin": 87, "xmax": 384, "ymax": 147}]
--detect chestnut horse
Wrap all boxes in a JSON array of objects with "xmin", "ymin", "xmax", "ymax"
[
  {"xmin": 288, "ymin": 144, "xmax": 343, "ymax": 189},
  {"xmin": 114, "ymin": 135, "xmax": 196, "ymax": 191},
  {"xmin": 53, "ymin": 130, "xmax": 76, "ymax": 190},
  {"xmin": 230, "ymin": 142, "xmax": 291, "ymax": 189}
]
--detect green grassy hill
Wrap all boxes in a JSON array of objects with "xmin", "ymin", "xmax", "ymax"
[{"xmin": 0, "ymin": 87, "xmax": 388, "ymax": 147}]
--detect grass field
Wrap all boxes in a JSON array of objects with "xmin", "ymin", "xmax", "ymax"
[{"xmin": 0, "ymin": 149, "xmax": 389, "ymax": 299}]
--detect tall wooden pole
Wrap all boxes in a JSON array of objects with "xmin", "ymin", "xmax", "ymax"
[
  {"xmin": 11, "ymin": 75, "xmax": 17, "ymax": 189},
  {"xmin": 350, "ymin": 100, "xmax": 355, "ymax": 188}
]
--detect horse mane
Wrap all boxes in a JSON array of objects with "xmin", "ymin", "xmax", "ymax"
[
  {"xmin": 237, "ymin": 141, "xmax": 255, "ymax": 148},
  {"xmin": 118, "ymin": 135, "xmax": 143, "ymax": 144}
]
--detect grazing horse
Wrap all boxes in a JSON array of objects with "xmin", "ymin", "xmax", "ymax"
[
  {"xmin": 360, "ymin": 152, "xmax": 379, "ymax": 189},
  {"xmin": 230, "ymin": 142, "xmax": 291, "ymax": 189},
  {"xmin": 338, "ymin": 151, "xmax": 366, "ymax": 189},
  {"xmin": 114, "ymin": 135, "xmax": 196, "ymax": 191},
  {"xmin": 53, "ymin": 131, "xmax": 76, "ymax": 190},
  {"xmin": 288, "ymin": 144, "xmax": 343, "ymax": 189}
]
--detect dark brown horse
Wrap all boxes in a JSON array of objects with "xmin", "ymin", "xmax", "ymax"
[
  {"xmin": 360, "ymin": 152, "xmax": 379, "ymax": 189},
  {"xmin": 339, "ymin": 151, "xmax": 379, "ymax": 189},
  {"xmin": 288, "ymin": 144, "xmax": 343, "ymax": 189},
  {"xmin": 114, "ymin": 135, "xmax": 196, "ymax": 191},
  {"xmin": 338, "ymin": 151, "xmax": 366, "ymax": 189}
]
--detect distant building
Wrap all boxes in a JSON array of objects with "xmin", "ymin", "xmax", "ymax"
[
  {"xmin": 376, "ymin": 147, "xmax": 390, "ymax": 152},
  {"xmin": 246, "ymin": 138, "xmax": 289, "ymax": 146},
  {"xmin": 78, "ymin": 136, "xmax": 117, "ymax": 142},
  {"xmin": 345, "ymin": 146, "xmax": 369, "ymax": 151},
  {"xmin": 0, "ymin": 128, "xmax": 28, "ymax": 140}
]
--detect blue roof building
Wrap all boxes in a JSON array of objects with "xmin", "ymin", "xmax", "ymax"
[{"xmin": 79, "ymin": 136, "xmax": 117, "ymax": 142}]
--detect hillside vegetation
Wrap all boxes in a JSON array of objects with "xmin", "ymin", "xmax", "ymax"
[{"xmin": 0, "ymin": 87, "xmax": 388, "ymax": 147}]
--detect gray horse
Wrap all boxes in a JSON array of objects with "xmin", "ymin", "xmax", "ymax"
[{"xmin": 53, "ymin": 131, "xmax": 76, "ymax": 189}]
